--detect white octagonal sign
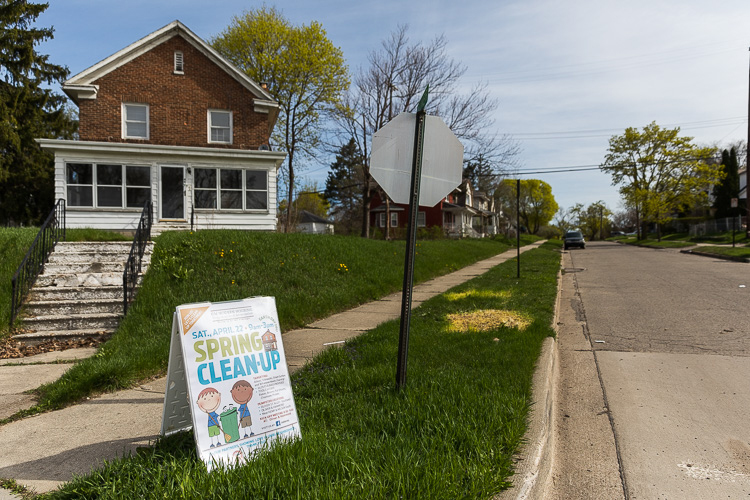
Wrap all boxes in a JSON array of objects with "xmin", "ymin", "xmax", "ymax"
[{"xmin": 370, "ymin": 112, "xmax": 463, "ymax": 207}]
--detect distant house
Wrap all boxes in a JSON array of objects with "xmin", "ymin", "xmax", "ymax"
[
  {"xmin": 38, "ymin": 21, "xmax": 286, "ymax": 233},
  {"xmin": 297, "ymin": 210, "xmax": 334, "ymax": 234},
  {"xmin": 370, "ymin": 179, "xmax": 504, "ymax": 238}
]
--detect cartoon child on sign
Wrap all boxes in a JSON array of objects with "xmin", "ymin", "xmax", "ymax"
[
  {"xmin": 231, "ymin": 380, "xmax": 254, "ymax": 438},
  {"xmin": 196, "ymin": 387, "xmax": 223, "ymax": 447}
]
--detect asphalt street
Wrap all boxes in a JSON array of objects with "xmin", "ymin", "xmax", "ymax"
[{"xmin": 552, "ymin": 241, "xmax": 750, "ymax": 499}]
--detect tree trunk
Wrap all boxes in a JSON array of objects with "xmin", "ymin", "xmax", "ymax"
[
  {"xmin": 361, "ymin": 173, "xmax": 371, "ymax": 238},
  {"xmin": 385, "ymin": 195, "xmax": 391, "ymax": 240},
  {"xmin": 285, "ymin": 152, "xmax": 294, "ymax": 233}
]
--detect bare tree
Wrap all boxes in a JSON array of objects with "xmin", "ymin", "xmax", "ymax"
[{"xmin": 335, "ymin": 25, "xmax": 519, "ymax": 237}]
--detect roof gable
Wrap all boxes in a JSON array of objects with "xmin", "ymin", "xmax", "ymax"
[{"xmin": 63, "ymin": 20, "xmax": 276, "ymax": 107}]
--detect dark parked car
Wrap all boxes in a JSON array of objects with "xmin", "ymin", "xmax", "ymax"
[{"xmin": 563, "ymin": 230, "xmax": 585, "ymax": 250}]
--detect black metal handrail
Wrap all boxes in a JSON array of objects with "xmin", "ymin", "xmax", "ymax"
[
  {"xmin": 123, "ymin": 201, "xmax": 153, "ymax": 315},
  {"xmin": 10, "ymin": 199, "xmax": 66, "ymax": 329}
]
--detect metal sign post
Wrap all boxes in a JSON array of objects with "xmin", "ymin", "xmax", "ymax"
[
  {"xmin": 516, "ymin": 179, "xmax": 520, "ymax": 279},
  {"xmin": 395, "ymin": 90, "xmax": 428, "ymax": 390},
  {"xmin": 369, "ymin": 86, "xmax": 463, "ymax": 390}
]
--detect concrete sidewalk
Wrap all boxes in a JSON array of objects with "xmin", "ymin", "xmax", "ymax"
[{"xmin": 0, "ymin": 241, "xmax": 544, "ymax": 496}]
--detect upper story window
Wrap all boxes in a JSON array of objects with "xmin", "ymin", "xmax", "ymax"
[
  {"xmin": 208, "ymin": 110, "xmax": 232, "ymax": 144},
  {"xmin": 174, "ymin": 51, "xmax": 184, "ymax": 74},
  {"xmin": 122, "ymin": 103, "xmax": 149, "ymax": 139}
]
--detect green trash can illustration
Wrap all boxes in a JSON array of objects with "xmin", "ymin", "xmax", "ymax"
[{"xmin": 220, "ymin": 407, "xmax": 240, "ymax": 443}]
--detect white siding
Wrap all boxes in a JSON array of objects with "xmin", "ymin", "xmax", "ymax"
[{"xmin": 42, "ymin": 140, "xmax": 285, "ymax": 232}]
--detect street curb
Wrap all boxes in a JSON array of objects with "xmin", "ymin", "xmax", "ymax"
[
  {"xmin": 497, "ymin": 267, "xmax": 561, "ymax": 499},
  {"xmin": 680, "ymin": 248, "xmax": 749, "ymax": 263}
]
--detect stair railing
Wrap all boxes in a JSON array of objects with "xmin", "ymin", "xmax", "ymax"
[
  {"xmin": 10, "ymin": 199, "xmax": 66, "ymax": 329},
  {"xmin": 123, "ymin": 200, "xmax": 153, "ymax": 315}
]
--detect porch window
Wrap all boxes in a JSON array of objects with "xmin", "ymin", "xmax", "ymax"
[
  {"xmin": 377, "ymin": 213, "xmax": 385, "ymax": 228},
  {"xmin": 220, "ymin": 169, "xmax": 242, "ymax": 209},
  {"xmin": 208, "ymin": 110, "xmax": 232, "ymax": 144},
  {"xmin": 418, "ymin": 211, "xmax": 426, "ymax": 227},
  {"xmin": 245, "ymin": 171, "xmax": 268, "ymax": 210},
  {"xmin": 122, "ymin": 103, "xmax": 149, "ymax": 139},
  {"xmin": 66, "ymin": 163, "xmax": 151, "ymax": 208},
  {"xmin": 193, "ymin": 168, "xmax": 267, "ymax": 211},
  {"xmin": 96, "ymin": 164, "xmax": 122, "ymax": 207},
  {"xmin": 390, "ymin": 212, "xmax": 398, "ymax": 227},
  {"xmin": 126, "ymin": 166, "xmax": 151, "ymax": 207},
  {"xmin": 67, "ymin": 163, "xmax": 93, "ymax": 207}
]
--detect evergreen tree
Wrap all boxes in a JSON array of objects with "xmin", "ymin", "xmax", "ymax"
[
  {"xmin": 462, "ymin": 154, "xmax": 498, "ymax": 195},
  {"xmin": 712, "ymin": 147, "xmax": 740, "ymax": 218},
  {"xmin": 324, "ymin": 138, "xmax": 364, "ymax": 235},
  {"xmin": 0, "ymin": 0, "xmax": 77, "ymax": 225}
]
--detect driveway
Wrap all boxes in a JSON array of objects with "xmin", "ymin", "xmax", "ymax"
[{"xmin": 551, "ymin": 241, "xmax": 750, "ymax": 499}]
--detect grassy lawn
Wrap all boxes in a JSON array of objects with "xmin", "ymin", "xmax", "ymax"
[
  {"xmin": 41, "ymin": 240, "xmax": 561, "ymax": 500},
  {"xmin": 613, "ymin": 236, "xmax": 695, "ymax": 249},
  {"xmin": 689, "ymin": 245, "xmax": 750, "ymax": 261},
  {"xmin": 21, "ymin": 231, "xmax": 541, "ymax": 416},
  {"xmin": 0, "ymin": 228, "xmax": 39, "ymax": 335}
]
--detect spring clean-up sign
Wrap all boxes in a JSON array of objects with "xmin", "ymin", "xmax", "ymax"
[{"xmin": 164, "ymin": 297, "xmax": 301, "ymax": 471}]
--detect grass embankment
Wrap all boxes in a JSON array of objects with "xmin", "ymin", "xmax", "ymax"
[
  {"xmin": 0, "ymin": 228, "xmax": 39, "ymax": 335},
  {"xmin": 688, "ymin": 245, "xmax": 750, "ymax": 261},
  {"xmin": 611, "ymin": 235, "xmax": 695, "ymax": 249},
  {"xmin": 43, "ymin": 240, "xmax": 561, "ymax": 500},
  {"xmin": 611, "ymin": 230, "xmax": 750, "ymax": 257},
  {"xmin": 26, "ymin": 231, "xmax": 540, "ymax": 415}
]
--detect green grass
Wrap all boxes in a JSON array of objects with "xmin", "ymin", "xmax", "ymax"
[
  {"xmin": 689, "ymin": 245, "xmax": 750, "ymax": 261},
  {"xmin": 27, "ymin": 231, "xmax": 539, "ymax": 414},
  {"xmin": 41, "ymin": 240, "xmax": 561, "ymax": 500},
  {"xmin": 64, "ymin": 228, "xmax": 131, "ymax": 242},
  {"xmin": 627, "ymin": 239, "xmax": 696, "ymax": 249},
  {"xmin": 0, "ymin": 227, "xmax": 40, "ymax": 336}
]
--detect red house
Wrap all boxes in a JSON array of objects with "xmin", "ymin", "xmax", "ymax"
[
  {"xmin": 38, "ymin": 21, "xmax": 286, "ymax": 233},
  {"xmin": 370, "ymin": 179, "xmax": 504, "ymax": 238}
]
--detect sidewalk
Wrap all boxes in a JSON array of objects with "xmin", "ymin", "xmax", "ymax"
[{"xmin": 0, "ymin": 241, "xmax": 544, "ymax": 496}]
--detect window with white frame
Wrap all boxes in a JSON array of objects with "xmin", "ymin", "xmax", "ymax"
[
  {"xmin": 208, "ymin": 110, "xmax": 232, "ymax": 144},
  {"xmin": 377, "ymin": 213, "xmax": 385, "ymax": 228},
  {"xmin": 390, "ymin": 212, "xmax": 398, "ymax": 227},
  {"xmin": 122, "ymin": 103, "xmax": 149, "ymax": 139},
  {"xmin": 193, "ymin": 168, "xmax": 267, "ymax": 211},
  {"xmin": 66, "ymin": 163, "xmax": 151, "ymax": 208},
  {"xmin": 417, "ymin": 211, "xmax": 426, "ymax": 227}
]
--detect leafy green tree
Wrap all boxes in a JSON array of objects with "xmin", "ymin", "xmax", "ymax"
[
  {"xmin": 463, "ymin": 153, "xmax": 500, "ymax": 195},
  {"xmin": 712, "ymin": 147, "xmax": 740, "ymax": 218},
  {"xmin": 0, "ymin": 0, "xmax": 77, "ymax": 225},
  {"xmin": 569, "ymin": 201, "xmax": 612, "ymax": 240},
  {"xmin": 600, "ymin": 122, "xmax": 722, "ymax": 240},
  {"xmin": 324, "ymin": 138, "xmax": 364, "ymax": 235},
  {"xmin": 212, "ymin": 7, "xmax": 350, "ymax": 232},
  {"xmin": 294, "ymin": 182, "xmax": 330, "ymax": 219},
  {"xmin": 495, "ymin": 179, "xmax": 558, "ymax": 235}
]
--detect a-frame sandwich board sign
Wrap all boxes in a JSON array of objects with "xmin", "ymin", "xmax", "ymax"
[{"xmin": 161, "ymin": 296, "xmax": 301, "ymax": 471}]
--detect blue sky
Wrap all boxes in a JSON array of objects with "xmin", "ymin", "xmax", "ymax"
[{"xmin": 38, "ymin": 0, "xmax": 750, "ymax": 215}]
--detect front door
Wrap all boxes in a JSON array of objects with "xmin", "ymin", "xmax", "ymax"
[{"xmin": 160, "ymin": 166, "xmax": 185, "ymax": 220}]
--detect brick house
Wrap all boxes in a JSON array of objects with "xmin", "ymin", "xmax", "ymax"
[
  {"xmin": 38, "ymin": 21, "xmax": 286, "ymax": 232},
  {"xmin": 370, "ymin": 179, "xmax": 503, "ymax": 238}
]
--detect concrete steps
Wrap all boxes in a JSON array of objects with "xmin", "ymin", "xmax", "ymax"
[{"xmin": 15, "ymin": 241, "xmax": 153, "ymax": 344}]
